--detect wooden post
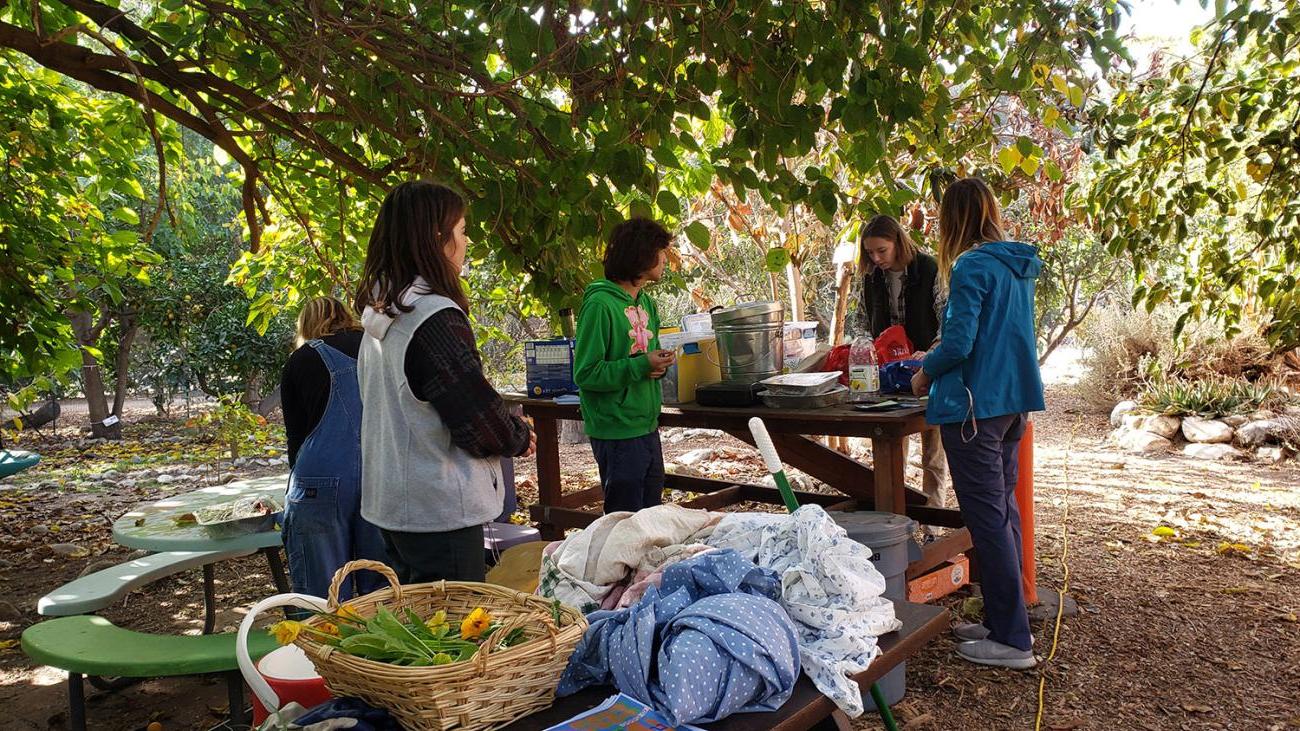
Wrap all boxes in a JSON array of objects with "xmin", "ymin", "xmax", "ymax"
[{"xmin": 533, "ymin": 415, "xmax": 563, "ymax": 541}]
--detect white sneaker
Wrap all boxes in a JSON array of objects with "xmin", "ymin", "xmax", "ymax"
[{"xmin": 955, "ymin": 639, "xmax": 1038, "ymax": 669}]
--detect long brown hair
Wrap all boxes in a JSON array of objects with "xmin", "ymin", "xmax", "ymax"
[
  {"xmin": 937, "ymin": 178, "xmax": 1005, "ymax": 282},
  {"xmin": 354, "ymin": 181, "xmax": 469, "ymax": 316},
  {"xmin": 857, "ymin": 214, "xmax": 917, "ymax": 275},
  {"xmin": 295, "ymin": 296, "xmax": 359, "ymax": 347}
]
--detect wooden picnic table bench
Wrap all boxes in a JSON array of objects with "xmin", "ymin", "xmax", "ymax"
[
  {"xmin": 504, "ymin": 395, "xmax": 973, "ymax": 582},
  {"xmin": 498, "ymin": 600, "xmax": 948, "ymax": 731}
]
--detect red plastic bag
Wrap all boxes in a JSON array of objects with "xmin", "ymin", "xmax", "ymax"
[
  {"xmin": 875, "ymin": 325, "xmax": 914, "ymax": 365},
  {"xmin": 823, "ymin": 344, "xmax": 852, "ymax": 386}
]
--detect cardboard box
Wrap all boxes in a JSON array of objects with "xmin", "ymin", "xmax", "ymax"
[
  {"xmin": 906, "ymin": 554, "xmax": 970, "ymax": 603},
  {"xmin": 783, "ymin": 320, "xmax": 820, "ymax": 369}
]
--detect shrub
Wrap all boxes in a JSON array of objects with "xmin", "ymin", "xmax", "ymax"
[
  {"xmin": 187, "ymin": 395, "xmax": 270, "ymax": 459},
  {"xmin": 1136, "ymin": 377, "xmax": 1279, "ymax": 418},
  {"xmin": 1078, "ymin": 303, "xmax": 1288, "ymax": 409}
]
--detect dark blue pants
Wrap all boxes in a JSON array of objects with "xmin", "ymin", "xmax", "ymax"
[
  {"xmin": 590, "ymin": 431, "xmax": 665, "ymax": 513},
  {"xmin": 941, "ymin": 413, "xmax": 1032, "ymax": 651}
]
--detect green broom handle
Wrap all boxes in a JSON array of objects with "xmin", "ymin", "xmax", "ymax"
[{"xmin": 749, "ymin": 416, "xmax": 899, "ymax": 731}]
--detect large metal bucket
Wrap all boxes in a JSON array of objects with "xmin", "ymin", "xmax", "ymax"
[{"xmin": 711, "ymin": 302, "xmax": 784, "ymax": 383}]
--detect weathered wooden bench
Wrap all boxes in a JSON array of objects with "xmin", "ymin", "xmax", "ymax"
[
  {"xmin": 21, "ymin": 615, "xmax": 279, "ymax": 731},
  {"xmin": 498, "ymin": 600, "xmax": 948, "ymax": 731}
]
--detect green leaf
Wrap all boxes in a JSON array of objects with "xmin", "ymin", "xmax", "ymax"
[
  {"xmin": 684, "ymin": 221, "xmax": 711, "ymax": 250},
  {"xmin": 113, "ymin": 207, "xmax": 140, "ymax": 225},
  {"xmin": 997, "ymin": 146, "xmax": 1022, "ymax": 174},
  {"xmin": 1019, "ymin": 156, "xmax": 1040, "ymax": 176},
  {"xmin": 116, "ymin": 179, "xmax": 146, "ymax": 200},
  {"xmin": 764, "ymin": 247, "xmax": 791, "ymax": 272},
  {"xmin": 656, "ymin": 190, "xmax": 682, "ymax": 217}
]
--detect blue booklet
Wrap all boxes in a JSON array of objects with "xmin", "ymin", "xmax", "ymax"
[{"xmin": 543, "ymin": 693, "xmax": 705, "ymax": 731}]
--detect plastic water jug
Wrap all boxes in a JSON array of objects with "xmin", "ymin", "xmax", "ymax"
[{"xmin": 237, "ymin": 593, "xmax": 333, "ymax": 725}]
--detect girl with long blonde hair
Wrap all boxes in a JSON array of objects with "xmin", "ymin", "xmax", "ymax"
[
  {"xmin": 281, "ymin": 295, "xmax": 390, "ymax": 599},
  {"xmin": 910, "ymin": 178, "xmax": 1045, "ymax": 670}
]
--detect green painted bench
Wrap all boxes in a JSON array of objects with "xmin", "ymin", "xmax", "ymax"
[
  {"xmin": 22, "ymin": 615, "xmax": 280, "ymax": 731},
  {"xmin": 37, "ymin": 549, "xmax": 256, "ymax": 633},
  {"xmin": 0, "ymin": 449, "xmax": 39, "ymax": 478}
]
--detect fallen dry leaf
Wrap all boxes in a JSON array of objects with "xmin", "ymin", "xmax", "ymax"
[{"xmin": 1182, "ymin": 703, "xmax": 1213, "ymax": 714}]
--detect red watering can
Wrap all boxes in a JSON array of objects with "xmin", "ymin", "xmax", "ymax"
[{"xmin": 237, "ymin": 593, "xmax": 334, "ymax": 726}]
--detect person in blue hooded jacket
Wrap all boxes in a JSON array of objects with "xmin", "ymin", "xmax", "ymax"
[{"xmin": 910, "ymin": 177, "xmax": 1045, "ymax": 670}]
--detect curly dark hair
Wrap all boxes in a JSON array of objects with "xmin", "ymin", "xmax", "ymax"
[{"xmin": 603, "ymin": 217, "xmax": 672, "ymax": 283}]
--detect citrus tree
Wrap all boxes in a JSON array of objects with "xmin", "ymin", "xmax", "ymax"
[
  {"xmin": 1089, "ymin": 0, "xmax": 1300, "ymax": 347},
  {"xmin": 2, "ymin": 0, "xmax": 1128, "ymax": 332}
]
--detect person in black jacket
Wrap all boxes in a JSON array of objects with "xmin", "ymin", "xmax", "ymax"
[
  {"xmin": 280, "ymin": 296, "xmax": 389, "ymax": 599},
  {"xmin": 850, "ymin": 214, "xmax": 949, "ymax": 508}
]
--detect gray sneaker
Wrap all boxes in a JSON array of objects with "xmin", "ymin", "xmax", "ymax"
[
  {"xmin": 952, "ymin": 622, "xmax": 990, "ymax": 642},
  {"xmin": 953, "ymin": 623, "xmax": 1035, "ymax": 644},
  {"xmin": 955, "ymin": 639, "xmax": 1038, "ymax": 669}
]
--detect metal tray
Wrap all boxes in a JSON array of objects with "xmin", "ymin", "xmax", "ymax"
[{"xmin": 759, "ymin": 384, "xmax": 849, "ymax": 409}]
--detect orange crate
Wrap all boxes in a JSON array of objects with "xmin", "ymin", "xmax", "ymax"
[{"xmin": 907, "ymin": 554, "xmax": 970, "ymax": 603}]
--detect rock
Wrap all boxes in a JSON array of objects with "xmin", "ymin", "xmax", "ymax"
[
  {"xmin": 102, "ymin": 469, "xmax": 120, "ymax": 478},
  {"xmin": 1249, "ymin": 409, "xmax": 1277, "ymax": 421},
  {"xmin": 1234, "ymin": 419, "xmax": 1280, "ymax": 447},
  {"xmin": 30, "ymin": 524, "xmax": 50, "ymax": 536},
  {"xmin": 1222, "ymin": 414, "xmax": 1250, "ymax": 428},
  {"xmin": 78, "ymin": 558, "xmax": 121, "ymax": 578},
  {"xmin": 1116, "ymin": 429, "xmax": 1172, "ymax": 454},
  {"xmin": 761, "ymin": 472, "xmax": 816, "ymax": 491},
  {"xmin": 272, "ymin": 455, "xmax": 289, "ymax": 465},
  {"xmin": 1256, "ymin": 446, "xmax": 1287, "ymax": 464},
  {"xmin": 217, "ymin": 473, "xmax": 239, "ymax": 485},
  {"xmin": 118, "ymin": 479, "xmax": 137, "ymax": 489},
  {"xmin": 1182, "ymin": 417, "xmax": 1234, "ymax": 444},
  {"xmin": 49, "ymin": 542, "xmax": 90, "ymax": 559},
  {"xmin": 680, "ymin": 428, "xmax": 725, "ymax": 440},
  {"xmin": 1183, "ymin": 443, "xmax": 1242, "ymax": 461},
  {"xmin": 1110, "ymin": 400, "xmax": 1140, "ymax": 428},
  {"xmin": 664, "ymin": 461, "xmax": 701, "ymax": 478},
  {"xmin": 677, "ymin": 448, "xmax": 716, "ymax": 467},
  {"xmin": 1121, "ymin": 414, "xmax": 1181, "ymax": 440},
  {"xmin": 155, "ymin": 474, "xmax": 177, "ymax": 484}
]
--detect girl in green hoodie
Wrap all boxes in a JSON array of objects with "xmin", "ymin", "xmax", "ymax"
[{"xmin": 573, "ymin": 218, "xmax": 675, "ymax": 513}]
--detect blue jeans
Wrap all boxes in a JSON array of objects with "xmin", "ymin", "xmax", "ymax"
[
  {"xmin": 941, "ymin": 413, "xmax": 1032, "ymax": 651},
  {"xmin": 283, "ymin": 341, "xmax": 391, "ymax": 601},
  {"xmin": 590, "ymin": 431, "xmax": 665, "ymax": 513}
]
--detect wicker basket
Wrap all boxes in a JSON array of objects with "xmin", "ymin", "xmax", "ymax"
[{"xmin": 294, "ymin": 559, "xmax": 587, "ymax": 731}]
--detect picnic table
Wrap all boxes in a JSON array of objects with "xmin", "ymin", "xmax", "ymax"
[
  {"xmin": 504, "ymin": 396, "xmax": 972, "ymax": 580},
  {"xmin": 499, "ymin": 600, "xmax": 948, "ymax": 731},
  {"xmin": 112, "ymin": 474, "xmax": 291, "ymax": 593}
]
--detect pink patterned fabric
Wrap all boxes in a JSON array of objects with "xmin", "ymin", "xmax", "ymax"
[{"xmin": 624, "ymin": 305, "xmax": 652, "ymax": 354}]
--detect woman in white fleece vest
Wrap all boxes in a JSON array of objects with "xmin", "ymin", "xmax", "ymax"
[{"xmin": 352, "ymin": 181, "xmax": 535, "ymax": 583}]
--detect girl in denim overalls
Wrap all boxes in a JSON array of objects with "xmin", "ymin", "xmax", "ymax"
[{"xmin": 281, "ymin": 296, "xmax": 389, "ymax": 600}]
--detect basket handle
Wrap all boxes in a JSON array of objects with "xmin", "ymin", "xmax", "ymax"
[
  {"xmin": 326, "ymin": 559, "xmax": 401, "ymax": 609},
  {"xmin": 472, "ymin": 612, "xmax": 559, "ymax": 673},
  {"xmin": 237, "ymin": 593, "xmax": 328, "ymax": 714}
]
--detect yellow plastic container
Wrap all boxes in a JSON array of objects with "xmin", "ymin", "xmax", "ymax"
[{"xmin": 659, "ymin": 330, "xmax": 721, "ymax": 404}]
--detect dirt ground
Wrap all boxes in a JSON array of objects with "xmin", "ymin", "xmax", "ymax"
[{"xmin": 1, "ymin": 382, "xmax": 1297, "ymax": 730}]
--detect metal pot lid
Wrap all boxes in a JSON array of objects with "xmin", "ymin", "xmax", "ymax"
[{"xmin": 710, "ymin": 301, "xmax": 783, "ymax": 325}]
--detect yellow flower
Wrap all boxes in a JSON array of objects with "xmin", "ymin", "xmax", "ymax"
[
  {"xmin": 425, "ymin": 610, "xmax": 448, "ymax": 632},
  {"xmin": 269, "ymin": 620, "xmax": 303, "ymax": 645},
  {"xmin": 432, "ymin": 652, "xmax": 453, "ymax": 666},
  {"xmin": 318, "ymin": 622, "xmax": 339, "ymax": 636},
  {"xmin": 338, "ymin": 605, "xmax": 365, "ymax": 623},
  {"xmin": 460, "ymin": 608, "xmax": 492, "ymax": 640}
]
